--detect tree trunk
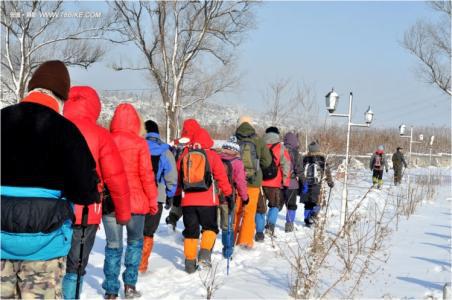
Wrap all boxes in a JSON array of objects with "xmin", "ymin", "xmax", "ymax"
[{"xmin": 165, "ymin": 108, "xmax": 178, "ymax": 143}]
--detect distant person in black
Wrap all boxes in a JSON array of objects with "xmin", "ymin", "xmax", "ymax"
[
  {"xmin": 300, "ymin": 141, "xmax": 334, "ymax": 227},
  {"xmin": 1, "ymin": 60, "xmax": 100, "ymax": 299}
]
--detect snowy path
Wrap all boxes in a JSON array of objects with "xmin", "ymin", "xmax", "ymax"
[{"xmin": 83, "ymin": 169, "xmax": 451, "ymax": 299}]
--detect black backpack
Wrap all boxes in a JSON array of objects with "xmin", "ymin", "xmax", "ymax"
[{"xmin": 262, "ymin": 143, "xmax": 279, "ymax": 180}]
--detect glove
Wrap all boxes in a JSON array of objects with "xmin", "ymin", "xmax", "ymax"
[
  {"xmin": 116, "ymin": 218, "xmax": 130, "ymax": 225},
  {"xmin": 165, "ymin": 197, "xmax": 173, "ymax": 210},
  {"xmin": 302, "ymin": 182, "xmax": 308, "ymax": 194},
  {"xmin": 242, "ymin": 197, "xmax": 249, "ymax": 206},
  {"xmin": 225, "ymin": 195, "xmax": 234, "ymax": 211},
  {"xmin": 328, "ymin": 181, "xmax": 334, "ymax": 188}
]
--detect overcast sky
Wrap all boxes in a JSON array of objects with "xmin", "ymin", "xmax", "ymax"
[{"xmin": 70, "ymin": 1, "xmax": 451, "ymax": 128}]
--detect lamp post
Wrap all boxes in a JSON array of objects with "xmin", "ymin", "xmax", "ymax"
[
  {"xmin": 429, "ymin": 135, "xmax": 435, "ymax": 166},
  {"xmin": 325, "ymin": 89, "xmax": 374, "ymax": 230},
  {"xmin": 399, "ymin": 125, "xmax": 424, "ymax": 164}
]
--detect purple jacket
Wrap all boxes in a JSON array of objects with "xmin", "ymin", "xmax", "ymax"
[
  {"xmin": 220, "ymin": 153, "xmax": 248, "ymax": 201},
  {"xmin": 284, "ymin": 132, "xmax": 303, "ymax": 190}
]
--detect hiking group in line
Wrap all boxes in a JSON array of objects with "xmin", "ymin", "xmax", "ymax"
[{"xmin": 1, "ymin": 60, "xmax": 407, "ymax": 299}]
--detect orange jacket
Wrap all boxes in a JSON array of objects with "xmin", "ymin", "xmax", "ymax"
[
  {"xmin": 110, "ymin": 103, "xmax": 158, "ymax": 215},
  {"xmin": 178, "ymin": 128, "xmax": 232, "ymax": 207},
  {"xmin": 63, "ymin": 87, "xmax": 131, "ymax": 224}
]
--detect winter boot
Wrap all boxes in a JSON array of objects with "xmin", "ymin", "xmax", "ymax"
[
  {"xmin": 265, "ymin": 223, "xmax": 275, "ymax": 237},
  {"xmin": 198, "ymin": 248, "xmax": 212, "ymax": 267},
  {"xmin": 378, "ymin": 179, "xmax": 383, "ymax": 189},
  {"xmin": 104, "ymin": 293, "xmax": 118, "ymax": 299},
  {"xmin": 62, "ymin": 272, "xmax": 83, "ymax": 299},
  {"xmin": 124, "ymin": 284, "xmax": 141, "ymax": 299},
  {"xmin": 285, "ymin": 222, "xmax": 294, "ymax": 233},
  {"xmin": 254, "ymin": 232, "xmax": 265, "ymax": 242},
  {"xmin": 185, "ymin": 259, "xmax": 198, "ymax": 274},
  {"xmin": 304, "ymin": 218, "xmax": 313, "ymax": 227},
  {"xmin": 139, "ymin": 236, "xmax": 154, "ymax": 273}
]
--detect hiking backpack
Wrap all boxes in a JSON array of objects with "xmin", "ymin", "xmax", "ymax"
[
  {"xmin": 304, "ymin": 161, "xmax": 323, "ymax": 185},
  {"xmin": 146, "ymin": 136, "xmax": 164, "ymax": 185},
  {"xmin": 237, "ymin": 139, "xmax": 260, "ymax": 184},
  {"xmin": 218, "ymin": 159, "xmax": 236, "ymax": 203},
  {"xmin": 180, "ymin": 148, "xmax": 212, "ymax": 192},
  {"xmin": 262, "ymin": 143, "xmax": 279, "ymax": 180},
  {"xmin": 374, "ymin": 154, "xmax": 382, "ymax": 170}
]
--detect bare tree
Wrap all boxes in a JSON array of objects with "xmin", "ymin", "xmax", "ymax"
[
  {"xmin": 0, "ymin": 1, "xmax": 113, "ymax": 102},
  {"xmin": 111, "ymin": 1, "xmax": 255, "ymax": 141},
  {"xmin": 402, "ymin": 0, "xmax": 451, "ymax": 96},
  {"xmin": 263, "ymin": 79, "xmax": 294, "ymax": 128}
]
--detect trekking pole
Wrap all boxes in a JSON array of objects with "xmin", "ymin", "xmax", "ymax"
[
  {"xmin": 226, "ymin": 211, "xmax": 233, "ymax": 276},
  {"xmin": 234, "ymin": 205, "xmax": 244, "ymax": 246},
  {"xmin": 75, "ymin": 205, "xmax": 89, "ymax": 300}
]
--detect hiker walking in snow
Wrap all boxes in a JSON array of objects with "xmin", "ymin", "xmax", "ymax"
[
  {"xmin": 219, "ymin": 136, "xmax": 249, "ymax": 258},
  {"xmin": 300, "ymin": 141, "xmax": 334, "ymax": 227},
  {"xmin": 392, "ymin": 147, "xmax": 408, "ymax": 186},
  {"xmin": 103, "ymin": 104, "xmax": 158, "ymax": 299},
  {"xmin": 370, "ymin": 145, "xmax": 389, "ymax": 189},
  {"xmin": 139, "ymin": 120, "xmax": 178, "ymax": 273},
  {"xmin": 177, "ymin": 128, "xmax": 232, "ymax": 273},
  {"xmin": 1, "ymin": 61, "xmax": 100, "ymax": 299},
  {"xmin": 282, "ymin": 132, "xmax": 303, "ymax": 232},
  {"xmin": 255, "ymin": 127, "xmax": 291, "ymax": 241},
  {"xmin": 166, "ymin": 119, "xmax": 202, "ymax": 230},
  {"xmin": 234, "ymin": 116, "xmax": 273, "ymax": 248},
  {"xmin": 62, "ymin": 86, "xmax": 132, "ymax": 299}
]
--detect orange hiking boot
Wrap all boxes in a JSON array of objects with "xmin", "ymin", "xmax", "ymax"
[{"xmin": 139, "ymin": 236, "xmax": 154, "ymax": 273}]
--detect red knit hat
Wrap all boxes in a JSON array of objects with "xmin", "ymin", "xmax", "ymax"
[{"xmin": 27, "ymin": 60, "xmax": 70, "ymax": 100}]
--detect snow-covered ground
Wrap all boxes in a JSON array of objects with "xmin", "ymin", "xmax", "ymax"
[{"xmin": 84, "ymin": 168, "xmax": 451, "ymax": 299}]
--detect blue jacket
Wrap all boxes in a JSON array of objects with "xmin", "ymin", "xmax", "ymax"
[
  {"xmin": 145, "ymin": 133, "xmax": 178, "ymax": 202},
  {"xmin": 1, "ymin": 186, "xmax": 73, "ymax": 261}
]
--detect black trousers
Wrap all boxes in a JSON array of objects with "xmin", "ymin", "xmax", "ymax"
[
  {"xmin": 373, "ymin": 169, "xmax": 383, "ymax": 180},
  {"xmin": 182, "ymin": 206, "xmax": 218, "ymax": 239},
  {"xmin": 283, "ymin": 188, "xmax": 298, "ymax": 210},
  {"xmin": 143, "ymin": 203, "xmax": 163, "ymax": 237},
  {"xmin": 66, "ymin": 224, "xmax": 98, "ymax": 275},
  {"xmin": 300, "ymin": 184, "xmax": 321, "ymax": 206}
]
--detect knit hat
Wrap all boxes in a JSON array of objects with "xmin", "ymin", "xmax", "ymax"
[
  {"xmin": 397, "ymin": 146, "xmax": 403, "ymax": 151},
  {"xmin": 28, "ymin": 60, "xmax": 70, "ymax": 100},
  {"xmin": 308, "ymin": 141, "xmax": 320, "ymax": 153},
  {"xmin": 222, "ymin": 136, "xmax": 241, "ymax": 153},
  {"xmin": 265, "ymin": 126, "xmax": 280, "ymax": 134},
  {"xmin": 238, "ymin": 115, "xmax": 253, "ymax": 126},
  {"xmin": 377, "ymin": 145, "xmax": 384, "ymax": 151},
  {"xmin": 145, "ymin": 119, "xmax": 159, "ymax": 134}
]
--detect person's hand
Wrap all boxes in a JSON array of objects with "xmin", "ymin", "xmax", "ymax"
[
  {"xmin": 242, "ymin": 196, "xmax": 249, "ymax": 206},
  {"xmin": 225, "ymin": 195, "xmax": 234, "ymax": 211},
  {"xmin": 328, "ymin": 181, "xmax": 334, "ymax": 188},
  {"xmin": 149, "ymin": 204, "xmax": 158, "ymax": 215},
  {"xmin": 116, "ymin": 218, "xmax": 130, "ymax": 226},
  {"xmin": 165, "ymin": 197, "xmax": 173, "ymax": 210}
]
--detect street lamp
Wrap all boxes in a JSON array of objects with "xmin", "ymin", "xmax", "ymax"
[
  {"xmin": 399, "ymin": 124, "xmax": 423, "ymax": 164},
  {"xmin": 429, "ymin": 135, "xmax": 435, "ymax": 166},
  {"xmin": 325, "ymin": 89, "xmax": 374, "ymax": 230}
]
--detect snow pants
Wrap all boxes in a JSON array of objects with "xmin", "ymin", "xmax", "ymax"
[
  {"xmin": 372, "ymin": 169, "xmax": 384, "ymax": 186},
  {"xmin": 235, "ymin": 186, "xmax": 260, "ymax": 248},
  {"xmin": 102, "ymin": 214, "xmax": 145, "ymax": 295},
  {"xmin": 143, "ymin": 203, "xmax": 164, "ymax": 238},
  {"xmin": 394, "ymin": 167, "xmax": 403, "ymax": 185},
  {"xmin": 1, "ymin": 257, "xmax": 65, "ymax": 299}
]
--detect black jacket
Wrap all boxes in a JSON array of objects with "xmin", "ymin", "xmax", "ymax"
[
  {"xmin": 1, "ymin": 102, "xmax": 99, "ymax": 233},
  {"xmin": 301, "ymin": 152, "xmax": 333, "ymax": 186}
]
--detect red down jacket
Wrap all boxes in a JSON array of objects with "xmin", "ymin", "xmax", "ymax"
[
  {"xmin": 178, "ymin": 128, "xmax": 232, "ymax": 207},
  {"xmin": 262, "ymin": 143, "xmax": 292, "ymax": 188},
  {"xmin": 63, "ymin": 86, "xmax": 131, "ymax": 225},
  {"xmin": 110, "ymin": 103, "xmax": 158, "ymax": 215}
]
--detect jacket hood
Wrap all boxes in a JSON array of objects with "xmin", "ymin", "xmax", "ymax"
[
  {"xmin": 284, "ymin": 132, "xmax": 299, "ymax": 149},
  {"xmin": 220, "ymin": 151, "xmax": 240, "ymax": 160},
  {"xmin": 63, "ymin": 86, "xmax": 101, "ymax": 122},
  {"xmin": 181, "ymin": 119, "xmax": 201, "ymax": 140},
  {"xmin": 236, "ymin": 122, "xmax": 256, "ymax": 138},
  {"xmin": 192, "ymin": 128, "xmax": 214, "ymax": 149},
  {"xmin": 145, "ymin": 132, "xmax": 169, "ymax": 156},
  {"xmin": 376, "ymin": 150, "xmax": 384, "ymax": 155},
  {"xmin": 263, "ymin": 132, "xmax": 280, "ymax": 144},
  {"xmin": 110, "ymin": 103, "xmax": 141, "ymax": 135}
]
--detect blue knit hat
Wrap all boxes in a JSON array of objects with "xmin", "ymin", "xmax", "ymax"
[{"xmin": 222, "ymin": 136, "xmax": 240, "ymax": 153}]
